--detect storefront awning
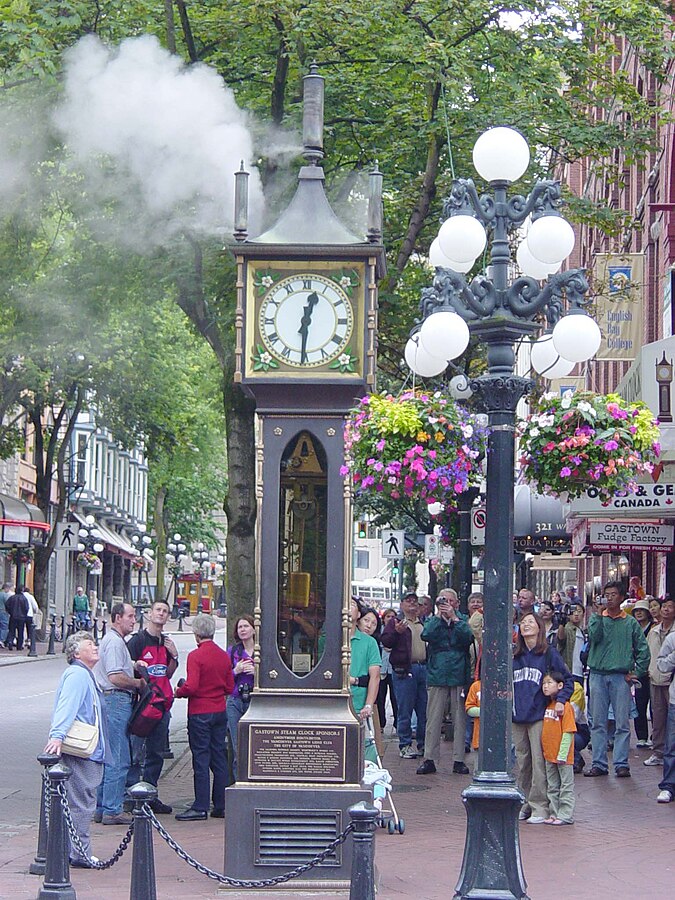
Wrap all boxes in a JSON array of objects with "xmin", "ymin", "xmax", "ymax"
[
  {"xmin": 73, "ymin": 513, "xmax": 137, "ymax": 560},
  {"xmin": 0, "ymin": 492, "xmax": 49, "ymax": 547},
  {"xmin": 513, "ymin": 485, "xmax": 571, "ymax": 554}
]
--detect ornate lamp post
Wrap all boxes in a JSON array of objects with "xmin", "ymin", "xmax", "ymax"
[
  {"xmin": 407, "ymin": 127, "xmax": 600, "ymax": 900},
  {"xmin": 130, "ymin": 525, "xmax": 154, "ymax": 618},
  {"xmin": 165, "ymin": 532, "xmax": 187, "ymax": 613},
  {"xmin": 193, "ymin": 542, "xmax": 209, "ymax": 613},
  {"xmin": 76, "ymin": 516, "xmax": 105, "ymax": 616}
]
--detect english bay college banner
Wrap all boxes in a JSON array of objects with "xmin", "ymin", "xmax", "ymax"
[{"xmin": 592, "ymin": 252, "xmax": 644, "ymax": 361}]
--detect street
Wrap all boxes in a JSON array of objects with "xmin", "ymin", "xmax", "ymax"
[{"xmin": 0, "ymin": 628, "xmax": 195, "ymax": 826}]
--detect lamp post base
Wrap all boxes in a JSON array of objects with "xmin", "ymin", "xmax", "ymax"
[{"xmin": 454, "ymin": 779, "xmax": 529, "ymax": 900}]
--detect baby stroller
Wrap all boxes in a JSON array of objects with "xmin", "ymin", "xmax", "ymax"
[{"xmin": 363, "ymin": 716, "xmax": 405, "ymax": 834}]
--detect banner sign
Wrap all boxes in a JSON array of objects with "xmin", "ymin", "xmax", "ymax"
[
  {"xmin": 589, "ymin": 522, "xmax": 674, "ymax": 551},
  {"xmin": 592, "ymin": 253, "xmax": 644, "ymax": 361},
  {"xmin": 568, "ymin": 483, "xmax": 675, "ymax": 517}
]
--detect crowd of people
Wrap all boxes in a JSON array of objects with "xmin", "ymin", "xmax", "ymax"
[
  {"xmin": 350, "ymin": 578, "xmax": 675, "ymax": 826},
  {"xmin": 40, "ymin": 578, "xmax": 675, "ymax": 865},
  {"xmin": 43, "ymin": 599, "xmax": 251, "ymax": 867}
]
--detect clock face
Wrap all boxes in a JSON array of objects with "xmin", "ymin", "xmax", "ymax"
[
  {"xmin": 259, "ymin": 274, "xmax": 354, "ymax": 368},
  {"xmin": 657, "ymin": 365, "xmax": 672, "ymax": 380}
]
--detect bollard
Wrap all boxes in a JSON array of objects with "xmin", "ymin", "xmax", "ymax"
[
  {"xmin": 38, "ymin": 761, "xmax": 76, "ymax": 900},
  {"xmin": 100, "ymin": 620, "xmax": 106, "ymax": 639},
  {"xmin": 177, "ymin": 613, "xmax": 183, "ymax": 632},
  {"xmin": 28, "ymin": 620, "xmax": 38, "ymax": 657},
  {"xmin": 348, "ymin": 801, "xmax": 378, "ymax": 900},
  {"xmin": 47, "ymin": 618, "xmax": 56, "ymax": 656},
  {"xmin": 30, "ymin": 754, "xmax": 61, "ymax": 876},
  {"xmin": 128, "ymin": 781, "xmax": 158, "ymax": 900}
]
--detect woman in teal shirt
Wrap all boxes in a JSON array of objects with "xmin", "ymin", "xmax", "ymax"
[{"xmin": 349, "ymin": 598, "xmax": 381, "ymax": 762}]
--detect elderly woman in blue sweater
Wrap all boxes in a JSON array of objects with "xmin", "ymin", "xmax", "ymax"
[
  {"xmin": 513, "ymin": 612, "xmax": 573, "ymax": 825},
  {"xmin": 45, "ymin": 631, "xmax": 106, "ymax": 868}
]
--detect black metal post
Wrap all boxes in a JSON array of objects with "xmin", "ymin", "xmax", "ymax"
[
  {"xmin": 348, "ymin": 802, "xmax": 378, "ymax": 900},
  {"xmin": 30, "ymin": 754, "xmax": 60, "ymax": 876},
  {"xmin": 28, "ymin": 618, "xmax": 38, "ymax": 657},
  {"xmin": 47, "ymin": 618, "xmax": 56, "ymax": 656},
  {"xmin": 128, "ymin": 781, "xmax": 158, "ymax": 900},
  {"xmin": 37, "ymin": 761, "xmax": 76, "ymax": 900},
  {"xmin": 101, "ymin": 620, "xmax": 106, "ymax": 639},
  {"xmin": 61, "ymin": 617, "xmax": 68, "ymax": 654},
  {"xmin": 456, "ymin": 486, "xmax": 480, "ymax": 615},
  {"xmin": 454, "ymin": 326, "xmax": 532, "ymax": 900}
]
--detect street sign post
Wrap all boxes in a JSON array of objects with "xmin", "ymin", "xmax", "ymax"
[
  {"xmin": 381, "ymin": 529, "xmax": 405, "ymax": 558},
  {"xmin": 471, "ymin": 506, "xmax": 486, "ymax": 546},
  {"xmin": 424, "ymin": 534, "xmax": 440, "ymax": 560}
]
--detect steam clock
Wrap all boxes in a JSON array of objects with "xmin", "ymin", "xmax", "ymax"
[{"xmin": 222, "ymin": 66, "xmax": 386, "ymax": 890}]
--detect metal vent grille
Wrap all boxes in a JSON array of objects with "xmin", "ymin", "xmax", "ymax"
[{"xmin": 255, "ymin": 808, "xmax": 342, "ymax": 867}]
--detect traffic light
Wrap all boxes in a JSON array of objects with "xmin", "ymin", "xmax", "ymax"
[
  {"xmin": 358, "ymin": 521, "xmax": 367, "ymax": 539},
  {"xmin": 391, "ymin": 562, "xmax": 399, "ymax": 576}
]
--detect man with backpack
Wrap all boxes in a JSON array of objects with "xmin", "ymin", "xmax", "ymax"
[{"xmin": 125, "ymin": 598, "xmax": 178, "ymax": 814}]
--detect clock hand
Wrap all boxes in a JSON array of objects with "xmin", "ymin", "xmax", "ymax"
[{"xmin": 298, "ymin": 292, "xmax": 320, "ymax": 363}]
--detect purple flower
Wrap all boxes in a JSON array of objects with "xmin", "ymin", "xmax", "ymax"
[
  {"xmin": 603, "ymin": 440, "xmax": 619, "ymax": 451},
  {"xmin": 376, "ymin": 439, "xmax": 386, "ymax": 452},
  {"xmin": 560, "ymin": 466, "xmax": 572, "ymax": 477},
  {"xmin": 339, "ymin": 465, "xmax": 349, "ymax": 476}
]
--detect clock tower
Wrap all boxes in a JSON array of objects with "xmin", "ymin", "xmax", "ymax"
[{"xmin": 223, "ymin": 66, "xmax": 386, "ymax": 890}]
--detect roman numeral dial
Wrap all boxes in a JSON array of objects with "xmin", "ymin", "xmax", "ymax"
[{"xmin": 258, "ymin": 274, "xmax": 354, "ymax": 368}]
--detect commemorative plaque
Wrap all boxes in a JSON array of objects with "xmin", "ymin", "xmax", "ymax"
[{"xmin": 248, "ymin": 724, "xmax": 346, "ymax": 782}]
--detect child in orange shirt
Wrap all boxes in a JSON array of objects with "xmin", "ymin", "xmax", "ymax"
[
  {"xmin": 541, "ymin": 671, "xmax": 576, "ymax": 825},
  {"xmin": 465, "ymin": 679, "xmax": 481, "ymax": 751}
]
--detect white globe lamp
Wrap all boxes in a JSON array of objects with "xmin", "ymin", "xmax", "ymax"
[
  {"xmin": 437, "ymin": 215, "xmax": 487, "ymax": 263},
  {"xmin": 427, "ymin": 501, "xmax": 444, "ymax": 516},
  {"xmin": 473, "ymin": 127, "xmax": 530, "ymax": 183},
  {"xmin": 404, "ymin": 335, "xmax": 448, "ymax": 378},
  {"xmin": 516, "ymin": 241, "xmax": 560, "ymax": 280},
  {"xmin": 552, "ymin": 312, "xmax": 602, "ymax": 363},
  {"xmin": 526, "ymin": 215, "xmax": 575, "ymax": 265},
  {"xmin": 419, "ymin": 311, "xmax": 470, "ymax": 361},
  {"xmin": 429, "ymin": 237, "xmax": 474, "ymax": 274},
  {"xmin": 530, "ymin": 334, "xmax": 575, "ymax": 379}
]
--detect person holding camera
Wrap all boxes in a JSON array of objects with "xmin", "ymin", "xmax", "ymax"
[
  {"xmin": 556, "ymin": 604, "xmax": 586, "ymax": 684},
  {"xmin": 227, "ymin": 614, "xmax": 255, "ymax": 780}
]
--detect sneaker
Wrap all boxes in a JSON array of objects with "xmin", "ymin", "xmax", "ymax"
[
  {"xmin": 657, "ymin": 790, "xmax": 673, "ymax": 803},
  {"xmin": 93, "ymin": 811, "xmax": 102, "ymax": 824},
  {"xmin": 416, "ymin": 759, "xmax": 437, "ymax": 775},
  {"xmin": 615, "ymin": 767, "xmax": 631, "ymax": 778},
  {"xmin": 70, "ymin": 855, "xmax": 100, "ymax": 869},
  {"xmin": 453, "ymin": 761, "xmax": 470, "ymax": 775},
  {"xmin": 102, "ymin": 813, "xmax": 133, "ymax": 826},
  {"xmin": 636, "ymin": 739, "xmax": 650, "ymax": 748},
  {"xmin": 524, "ymin": 816, "xmax": 547, "ymax": 824},
  {"xmin": 644, "ymin": 755, "xmax": 663, "ymax": 767},
  {"xmin": 518, "ymin": 809, "xmax": 531, "ymax": 821},
  {"xmin": 399, "ymin": 745, "xmax": 418, "ymax": 759}
]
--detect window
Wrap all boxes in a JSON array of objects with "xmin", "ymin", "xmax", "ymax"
[{"xmin": 354, "ymin": 549, "xmax": 370, "ymax": 570}]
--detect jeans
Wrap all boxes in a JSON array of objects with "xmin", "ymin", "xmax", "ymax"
[
  {"xmin": 187, "ymin": 711, "xmax": 228, "ymax": 812},
  {"xmin": 226, "ymin": 693, "xmax": 249, "ymax": 781},
  {"xmin": 633, "ymin": 674, "xmax": 650, "ymax": 742},
  {"xmin": 392, "ymin": 663, "xmax": 427, "ymax": 751},
  {"xmin": 588, "ymin": 671, "xmax": 632, "ymax": 772},
  {"xmin": 75, "ymin": 611, "xmax": 91, "ymax": 629},
  {"xmin": 8, "ymin": 616, "xmax": 27, "ymax": 649},
  {"xmin": 127, "ymin": 709, "xmax": 170, "ymax": 789},
  {"xmin": 513, "ymin": 720, "xmax": 549, "ymax": 819},
  {"xmin": 650, "ymin": 683, "xmax": 670, "ymax": 758},
  {"xmin": 96, "ymin": 691, "xmax": 133, "ymax": 817},
  {"xmin": 658, "ymin": 703, "xmax": 675, "ymax": 795},
  {"xmin": 0, "ymin": 610, "xmax": 9, "ymax": 644}
]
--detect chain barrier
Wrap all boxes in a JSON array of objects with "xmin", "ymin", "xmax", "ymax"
[
  {"xmin": 145, "ymin": 804, "xmax": 355, "ymax": 888},
  {"xmin": 42, "ymin": 769, "xmax": 51, "ymax": 829},
  {"xmin": 56, "ymin": 783, "xmax": 134, "ymax": 870}
]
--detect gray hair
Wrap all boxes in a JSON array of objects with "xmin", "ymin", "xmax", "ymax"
[
  {"xmin": 192, "ymin": 614, "xmax": 215, "ymax": 639},
  {"xmin": 66, "ymin": 631, "xmax": 95, "ymax": 663}
]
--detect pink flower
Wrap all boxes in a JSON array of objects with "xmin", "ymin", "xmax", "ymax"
[
  {"xmin": 376, "ymin": 439, "xmax": 386, "ymax": 451},
  {"xmin": 339, "ymin": 465, "xmax": 349, "ymax": 476},
  {"xmin": 560, "ymin": 466, "xmax": 572, "ymax": 477}
]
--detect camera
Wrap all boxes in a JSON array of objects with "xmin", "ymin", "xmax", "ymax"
[
  {"xmin": 176, "ymin": 678, "xmax": 186, "ymax": 688},
  {"xmin": 238, "ymin": 683, "xmax": 251, "ymax": 703}
]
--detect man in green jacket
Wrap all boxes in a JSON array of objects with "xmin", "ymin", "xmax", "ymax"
[
  {"xmin": 585, "ymin": 580, "xmax": 650, "ymax": 779},
  {"xmin": 416, "ymin": 588, "xmax": 474, "ymax": 776}
]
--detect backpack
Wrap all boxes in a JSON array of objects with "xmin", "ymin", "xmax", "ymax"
[{"xmin": 127, "ymin": 680, "xmax": 167, "ymax": 737}]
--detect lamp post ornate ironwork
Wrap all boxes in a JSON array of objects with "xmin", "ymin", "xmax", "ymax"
[
  {"xmin": 193, "ymin": 542, "xmax": 209, "ymax": 613},
  {"xmin": 407, "ymin": 127, "xmax": 600, "ymax": 900},
  {"xmin": 76, "ymin": 515, "xmax": 104, "ymax": 614},
  {"xmin": 165, "ymin": 532, "xmax": 186, "ymax": 612},
  {"xmin": 130, "ymin": 525, "xmax": 154, "ymax": 618}
]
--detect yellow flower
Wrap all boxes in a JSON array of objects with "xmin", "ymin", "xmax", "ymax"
[
  {"xmin": 416, "ymin": 431, "xmax": 430, "ymax": 442},
  {"xmin": 435, "ymin": 432, "xmax": 445, "ymax": 442}
]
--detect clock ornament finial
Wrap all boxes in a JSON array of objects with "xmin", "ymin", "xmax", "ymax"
[{"xmin": 302, "ymin": 62, "xmax": 324, "ymax": 165}]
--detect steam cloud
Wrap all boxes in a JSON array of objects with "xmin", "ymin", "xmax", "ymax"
[{"xmin": 53, "ymin": 34, "xmax": 264, "ymax": 247}]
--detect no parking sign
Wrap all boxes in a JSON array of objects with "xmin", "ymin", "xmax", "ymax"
[{"xmin": 471, "ymin": 506, "xmax": 486, "ymax": 546}]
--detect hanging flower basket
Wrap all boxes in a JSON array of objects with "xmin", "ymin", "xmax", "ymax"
[
  {"xmin": 518, "ymin": 391, "xmax": 661, "ymax": 502},
  {"xmin": 77, "ymin": 550, "xmax": 101, "ymax": 571},
  {"xmin": 6, "ymin": 545, "xmax": 33, "ymax": 566},
  {"xmin": 131, "ymin": 556, "xmax": 146, "ymax": 572},
  {"xmin": 342, "ymin": 391, "xmax": 488, "ymax": 505},
  {"xmin": 167, "ymin": 559, "xmax": 183, "ymax": 577}
]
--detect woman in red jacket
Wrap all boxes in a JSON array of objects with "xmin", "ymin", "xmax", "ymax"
[{"xmin": 174, "ymin": 614, "xmax": 234, "ymax": 820}]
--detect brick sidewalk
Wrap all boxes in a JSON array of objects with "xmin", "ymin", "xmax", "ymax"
[{"xmin": 2, "ymin": 729, "xmax": 673, "ymax": 899}]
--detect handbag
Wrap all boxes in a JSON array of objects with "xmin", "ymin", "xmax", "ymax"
[{"xmin": 61, "ymin": 706, "xmax": 99, "ymax": 759}]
